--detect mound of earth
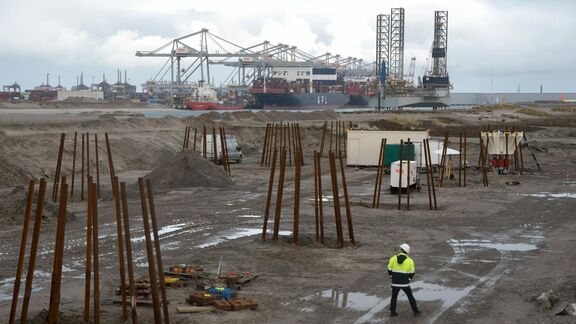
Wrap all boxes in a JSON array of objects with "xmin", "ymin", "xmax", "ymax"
[
  {"xmin": 145, "ymin": 151, "xmax": 234, "ymax": 189},
  {"xmin": 0, "ymin": 185, "xmax": 76, "ymax": 226},
  {"xmin": 0, "ymin": 155, "xmax": 29, "ymax": 187}
]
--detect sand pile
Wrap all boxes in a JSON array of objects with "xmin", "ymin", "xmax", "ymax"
[
  {"xmin": 0, "ymin": 155, "xmax": 29, "ymax": 187},
  {"xmin": 145, "ymin": 151, "xmax": 233, "ymax": 189},
  {"xmin": 0, "ymin": 186, "xmax": 76, "ymax": 225}
]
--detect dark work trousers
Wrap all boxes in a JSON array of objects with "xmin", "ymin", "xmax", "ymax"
[{"xmin": 390, "ymin": 286, "xmax": 419, "ymax": 314}]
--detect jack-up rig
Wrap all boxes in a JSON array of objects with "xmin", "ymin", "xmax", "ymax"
[{"xmin": 374, "ymin": 8, "xmax": 451, "ymax": 109}]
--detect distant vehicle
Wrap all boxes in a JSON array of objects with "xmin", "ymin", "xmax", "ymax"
[{"xmin": 202, "ymin": 133, "xmax": 243, "ymax": 163}]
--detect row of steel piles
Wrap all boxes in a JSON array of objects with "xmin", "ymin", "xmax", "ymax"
[
  {"xmin": 437, "ymin": 130, "xmax": 469, "ymax": 188},
  {"xmin": 51, "ymin": 132, "xmax": 117, "ymax": 202},
  {"xmin": 9, "ymin": 132, "xmax": 170, "ymax": 323},
  {"xmin": 183, "ymin": 125, "xmax": 231, "ymax": 174},
  {"xmin": 318, "ymin": 121, "xmax": 350, "ymax": 157},
  {"xmin": 371, "ymin": 138, "xmax": 438, "ymax": 211},
  {"xmin": 261, "ymin": 142, "xmax": 354, "ymax": 248},
  {"xmin": 260, "ymin": 122, "xmax": 304, "ymax": 168}
]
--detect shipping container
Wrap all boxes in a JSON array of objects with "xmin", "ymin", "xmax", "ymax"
[{"xmin": 346, "ymin": 130, "xmax": 431, "ymax": 167}]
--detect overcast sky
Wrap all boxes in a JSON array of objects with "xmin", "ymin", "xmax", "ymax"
[{"xmin": 1, "ymin": 0, "xmax": 574, "ymax": 93}]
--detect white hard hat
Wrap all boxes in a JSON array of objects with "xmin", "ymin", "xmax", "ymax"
[{"xmin": 399, "ymin": 243, "xmax": 410, "ymax": 254}]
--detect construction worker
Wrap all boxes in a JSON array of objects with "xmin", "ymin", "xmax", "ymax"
[{"xmin": 388, "ymin": 243, "xmax": 420, "ymax": 317}]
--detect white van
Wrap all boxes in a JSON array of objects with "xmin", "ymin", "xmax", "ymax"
[{"xmin": 202, "ymin": 133, "xmax": 243, "ymax": 163}]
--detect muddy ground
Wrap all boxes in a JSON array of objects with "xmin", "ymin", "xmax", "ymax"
[{"xmin": 0, "ymin": 104, "xmax": 575, "ymax": 323}]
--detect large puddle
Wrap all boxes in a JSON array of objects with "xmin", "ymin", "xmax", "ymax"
[
  {"xmin": 297, "ymin": 282, "xmax": 476, "ymax": 324},
  {"xmin": 0, "ymin": 271, "xmax": 50, "ymax": 302},
  {"xmin": 291, "ymin": 224, "xmax": 543, "ymax": 323},
  {"xmin": 520, "ymin": 192, "xmax": 576, "ymax": 199},
  {"xmin": 447, "ymin": 239, "xmax": 537, "ymax": 252},
  {"xmin": 197, "ymin": 228, "xmax": 292, "ymax": 248}
]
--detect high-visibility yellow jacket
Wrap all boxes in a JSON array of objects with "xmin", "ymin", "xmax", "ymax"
[{"xmin": 387, "ymin": 252, "xmax": 415, "ymax": 287}]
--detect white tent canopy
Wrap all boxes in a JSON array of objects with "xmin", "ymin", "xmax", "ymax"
[
  {"xmin": 432, "ymin": 148, "xmax": 460, "ymax": 155},
  {"xmin": 481, "ymin": 131, "xmax": 523, "ymax": 155}
]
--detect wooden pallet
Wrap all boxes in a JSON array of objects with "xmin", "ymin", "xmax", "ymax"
[{"xmin": 212, "ymin": 298, "xmax": 258, "ymax": 311}]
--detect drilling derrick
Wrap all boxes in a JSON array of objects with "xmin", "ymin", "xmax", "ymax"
[
  {"xmin": 375, "ymin": 14, "xmax": 390, "ymax": 77},
  {"xmin": 389, "ymin": 8, "xmax": 405, "ymax": 81},
  {"xmin": 424, "ymin": 10, "xmax": 450, "ymax": 89}
]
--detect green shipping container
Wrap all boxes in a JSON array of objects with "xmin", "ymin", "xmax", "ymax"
[{"xmin": 384, "ymin": 144, "xmax": 415, "ymax": 166}]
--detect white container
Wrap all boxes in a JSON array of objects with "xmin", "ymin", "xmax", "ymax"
[
  {"xmin": 347, "ymin": 130, "xmax": 430, "ymax": 167},
  {"xmin": 390, "ymin": 160, "xmax": 418, "ymax": 188},
  {"xmin": 202, "ymin": 134, "xmax": 243, "ymax": 163}
]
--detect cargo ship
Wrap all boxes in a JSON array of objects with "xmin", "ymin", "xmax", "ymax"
[
  {"xmin": 184, "ymin": 82, "xmax": 246, "ymax": 110},
  {"xmin": 249, "ymin": 67, "xmax": 370, "ymax": 109}
]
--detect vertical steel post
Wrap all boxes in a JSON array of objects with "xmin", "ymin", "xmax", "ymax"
[
  {"xmin": 463, "ymin": 130, "xmax": 467, "ymax": 186},
  {"xmin": 373, "ymin": 139, "xmax": 385, "ymax": 208},
  {"xmin": 146, "ymin": 179, "xmax": 170, "ymax": 324},
  {"xmin": 137, "ymin": 178, "xmax": 162, "ymax": 323},
  {"xmin": 84, "ymin": 177, "xmax": 93, "ymax": 321},
  {"xmin": 292, "ymin": 123, "xmax": 297, "ymax": 165},
  {"xmin": 273, "ymin": 148, "xmax": 287, "ymax": 240},
  {"xmin": 329, "ymin": 121, "xmax": 333, "ymax": 152},
  {"xmin": 505, "ymin": 131, "xmax": 509, "ymax": 173},
  {"xmin": 262, "ymin": 149, "xmax": 278, "ymax": 241},
  {"xmin": 287, "ymin": 124, "xmax": 292, "ymax": 166},
  {"xmin": 95, "ymin": 134, "xmax": 101, "ymax": 198},
  {"xmin": 406, "ymin": 139, "xmax": 411, "ymax": 210},
  {"xmin": 71, "ymin": 132, "xmax": 77, "ymax": 199},
  {"xmin": 219, "ymin": 127, "xmax": 227, "ymax": 172},
  {"xmin": 212, "ymin": 126, "xmax": 218, "ymax": 164},
  {"xmin": 186, "ymin": 126, "xmax": 191, "ymax": 149},
  {"xmin": 293, "ymin": 150, "xmax": 301, "ymax": 244},
  {"xmin": 376, "ymin": 139, "xmax": 387, "ymax": 208},
  {"xmin": 120, "ymin": 182, "xmax": 138, "ymax": 323},
  {"xmin": 87, "ymin": 132, "xmax": 91, "ymax": 179},
  {"xmin": 439, "ymin": 132, "xmax": 449, "ymax": 187},
  {"xmin": 261, "ymin": 124, "xmax": 269, "ymax": 166},
  {"xmin": 484, "ymin": 135, "xmax": 490, "ymax": 186},
  {"xmin": 518, "ymin": 130, "xmax": 524, "ymax": 175},
  {"xmin": 458, "ymin": 130, "xmax": 463, "ymax": 187},
  {"xmin": 182, "ymin": 127, "xmax": 188, "ymax": 151},
  {"xmin": 81, "ymin": 133, "xmax": 85, "ymax": 201},
  {"xmin": 112, "ymin": 177, "xmax": 127, "ymax": 320},
  {"xmin": 48, "ymin": 177, "xmax": 68, "ymax": 324},
  {"xmin": 193, "ymin": 127, "xmax": 197, "ymax": 151},
  {"xmin": 296, "ymin": 123, "xmax": 304, "ymax": 165},
  {"xmin": 265, "ymin": 124, "xmax": 273, "ymax": 166},
  {"xmin": 9, "ymin": 179, "xmax": 35, "ymax": 324},
  {"xmin": 320, "ymin": 121, "xmax": 327, "ymax": 156},
  {"xmin": 313, "ymin": 151, "xmax": 320, "ymax": 241},
  {"xmin": 398, "ymin": 140, "xmax": 403, "ymax": 210},
  {"xmin": 223, "ymin": 127, "xmax": 231, "ymax": 175},
  {"xmin": 426, "ymin": 139, "xmax": 438, "ymax": 209},
  {"xmin": 203, "ymin": 126, "xmax": 207, "ymax": 158},
  {"xmin": 317, "ymin": 151, "xmax": 325, "ymax": 243},
  {"xmin": 105, "ymin": 133, "xmax": 116, "ymax": 195},
  {"xmin": 20, "ymin": 178, "xmax": 47, "ymax": 323},
  {"xmin": 335, "ymin": 121, "xmax": 340, "ymax": 155},
  {"xmin": 52, "ymin": 133, "xmax": 66, "ymax": 202},
  {"xmin": 92, "ymin": 182, "xmax": 100, "ymax": 324},
  {"xmin": 339, "ymin": 152, "xmax": 354, "ymax": 245},
  {"xmin": 423, "ymin": 140, "xmax": 433, "ymax": 210},
  {"xmin": 329, "ymin": 151, "xmax": 344, "ymax": 248}
]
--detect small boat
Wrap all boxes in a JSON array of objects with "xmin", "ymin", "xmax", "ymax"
[{"xmin": 184, "ymin": 82, "xmax": 247, "ymax": 111}]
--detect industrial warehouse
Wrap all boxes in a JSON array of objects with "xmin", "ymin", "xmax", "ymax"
[{"xmin": 1, "ymin": 3, "xmax": 576, "ymax": 324}]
